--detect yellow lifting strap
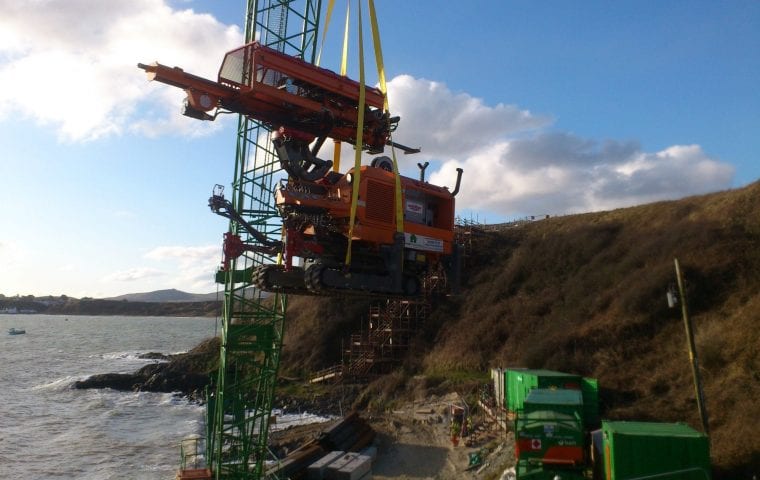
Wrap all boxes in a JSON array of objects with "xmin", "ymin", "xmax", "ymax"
[
  {"xmin": 368, "ymin": 0, "xmax": 404, "ymax": 235},
  {"xmin": 315, "ymin": 0, "xmax": 336, "ymax": 67},
  {"xmin": 317, "ymin": 0, "xmax": 349, "ymax": 171},
  {"xmin": 344, "ymin": 0, "xmax": 366, "ymax": 266},
  {"xmin": 345, "ymin": 0, "xmax": 404, "ymax": 266},
  {"xmin": 333, "ymin": 0, "xmax": 351, "ymax": 172},
  {"xmin": 340, "ymin": 1, "xmax": 350, "ymax": 77}
]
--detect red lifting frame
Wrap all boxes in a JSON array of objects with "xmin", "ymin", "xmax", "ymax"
[
  {"xmin": 141, "ymin": 41, "xmax": 392, "ymax": 152},
  {"xmin": 216, "ymin": 41, "xmax": 389, "ymax": 150}
]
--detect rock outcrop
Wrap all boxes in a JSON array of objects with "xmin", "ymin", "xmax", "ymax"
[{"xmin": 74, "ymin": 337, "xmax": 220, "ymax": 400}]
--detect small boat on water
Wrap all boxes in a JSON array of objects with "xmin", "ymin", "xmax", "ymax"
[{"xmin": 8, "ymin": 328, "xmax": 26, "ymax": 335}]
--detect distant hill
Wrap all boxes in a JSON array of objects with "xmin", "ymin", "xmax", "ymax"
[
  {"xmin": 0, "ymin": 296, "xmax": 220, "ymax": 317},
  {"xmin": 280, "ymin": 180, "xmax": 760, "ymax": 478},
  {"xmin": 0, "ymin": 289, "xmax": 221, "ymax": 316},
  {"xmin": 104, "ymin": 289, "xmax": 220, "ymax": 303}
]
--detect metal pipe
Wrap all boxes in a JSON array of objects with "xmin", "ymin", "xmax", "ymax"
[
  {"xmin": 417, "ymin": 161, "xmax": 429, "ymax": 182},
  {"xmin": 451, "ymin": 168, "xmax": 463, "ymax": 197},
  {"xmin": 388, "ymin": 140, "xmax": 420, "ymax": 154}
]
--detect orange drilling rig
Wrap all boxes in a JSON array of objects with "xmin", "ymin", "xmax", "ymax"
[{"xmin": 139, "ymin": 41, "xmax": 462, "ymax": 296}]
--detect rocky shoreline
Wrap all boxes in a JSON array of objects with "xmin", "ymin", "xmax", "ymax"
[
  {"xmin": 73, "ymin": 336, "xmax": 355, "ymax": 416},
  {"xmin": 74, "ymin": 337, "xmax": 220, "ymax": 402}
]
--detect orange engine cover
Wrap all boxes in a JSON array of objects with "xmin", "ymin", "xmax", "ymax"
[{"xmin": 276, "ymin": 166, "xmax": 455, "ymax": 254}]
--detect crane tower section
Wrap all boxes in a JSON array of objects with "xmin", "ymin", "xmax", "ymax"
[{"xmin": 205, "ymin": 1, "xmax": 321, "ymax": 479}]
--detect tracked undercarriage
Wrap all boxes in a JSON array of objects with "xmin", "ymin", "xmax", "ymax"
[{"xmin": 210, "ymin": 157, "xmax": 462, "ymax": 298}]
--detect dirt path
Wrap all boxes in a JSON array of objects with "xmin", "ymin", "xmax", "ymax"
[
  {"xmin": 368, "ymin": 393, "xmax": 515, "ymax": 480},
  {"xmin": 269, "ymin": 393, "xmax": 516, "ymax": 479}
]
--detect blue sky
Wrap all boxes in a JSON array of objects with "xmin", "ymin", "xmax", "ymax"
[{"xmin": 1, "ymin": 0, "xmax": 758, "ymax": 298}]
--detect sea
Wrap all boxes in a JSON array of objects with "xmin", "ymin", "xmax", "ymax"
[{"xmin": 0, "ymin": 314, "xmax": 218, "ymax": 479}]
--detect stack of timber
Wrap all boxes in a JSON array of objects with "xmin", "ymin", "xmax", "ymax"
[{"xmin": 267, "ymin": 412, "xmax": 375, "ymax": 480}]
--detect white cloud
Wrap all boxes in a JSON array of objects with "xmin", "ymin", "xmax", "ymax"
[
  {"xmin": 144, "ymin": 244, "xmax": 220, "ymax": 292},
  {"xmin": 0, "ymin": 0, "xmax": 242, "ymax": 141},
  {"xmin": 428, "ymin": 135, "xmax": 734, "ymax": 216},
  {"xmin": 387, "ymin": 75, "xmax": 552, "ymax": 161},
  {"xmin": 321, "ymin": 75, "xmax": 734, "ymax": 217},
  {"xmin": 114, "ymin": 210, "xmax": 138, "ymax": 220},
  {"xmin": 0, "ymin": 239, "xmax": 26, "ymax": 267},
  {"xmin": 145, "ymin": 245, "xmax": 219, "ymax": 262},
  {"xmin": 97, "ymin": 245, "xmax": 219, "ymax": 294},
  {"xmin": 318, "ymin": 75, "xmax": 733, "ymax": 217},
  {"xmin": 587, "ymin": 144, "xmax": 734, "ymax": 211},
  {"xmin": 98, "ymin": 245, "xmax": 220, "ymax": 293},
  {"xmin": 104, "ymin": 267, "xmax": 165, "ymax": 282}
]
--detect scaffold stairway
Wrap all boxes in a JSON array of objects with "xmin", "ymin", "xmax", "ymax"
[{"xmin": 342, "ymin": 270, "xmax": 444, "ymax": 379}]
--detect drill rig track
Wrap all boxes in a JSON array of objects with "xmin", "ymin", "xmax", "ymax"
[{"xmin": 252, "ymin": 264, "xmax": 424, "ymax": 299}]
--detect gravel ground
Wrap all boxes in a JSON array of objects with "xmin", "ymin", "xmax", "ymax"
[
  {"xmin": 368, "ymin": 393, "xmax": 515, "ymax": 480},
  {"xmin": 270, "ymin": 392, "xmax": 516, "ymax": 479}
]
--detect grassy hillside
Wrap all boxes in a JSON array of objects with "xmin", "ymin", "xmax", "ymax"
[{"xmin": 281, "ymin": 180, "xmax": 760, "ymax": 477}]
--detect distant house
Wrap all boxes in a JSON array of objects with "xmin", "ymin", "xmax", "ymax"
[{"xmin": 0, "ymin": 307, "xmax": 37, "ymax": 314}]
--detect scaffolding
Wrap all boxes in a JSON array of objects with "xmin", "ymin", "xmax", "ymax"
[{"xmin": 343, "ymin": 272, "xmax": 446, "ymax": 379}]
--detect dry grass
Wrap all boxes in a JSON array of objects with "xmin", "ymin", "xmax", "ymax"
[{"xmin": 280, "ymin": 295, "xmax": 373, "ymax": 377}]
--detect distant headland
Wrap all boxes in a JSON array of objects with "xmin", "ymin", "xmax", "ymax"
[{"xmin": 0, "ymin": 289, "xmax": 221, "ymax": 317}]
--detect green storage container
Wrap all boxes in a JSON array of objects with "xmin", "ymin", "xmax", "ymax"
[
  {"xmin": 516, "ymin": 389, "xmax": 585, "ymax": 467},
  {"xmin": 504, "ymin": 367, "xmax": 527, "ymax": 410},
  {"xmin": 523, "ymin": 388, "xmax": 585, "ymax": 420},
  {"xmin": 601, "ymin": 421, "xmax": 711, "ymax": 480},
  {"xmin": 581, "ymin": 377, "xmax": 600, "ymax": 427},
  {"xmin": 506, "ymin": 369, "xmax": 583, "ymax": 413}
]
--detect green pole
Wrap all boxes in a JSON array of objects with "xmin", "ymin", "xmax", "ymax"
[{"xmin": 674, "ymin": 258, "xmax": 710, "ymax": 435}]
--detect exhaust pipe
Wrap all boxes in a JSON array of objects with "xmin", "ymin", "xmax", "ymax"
[
  {"xmin": 417, "ymin": 162, "xmax": 429, "ymax": 182},
  {"xmin": 451, "ymin": 168, "xmax": 463, "ymax": 197}
]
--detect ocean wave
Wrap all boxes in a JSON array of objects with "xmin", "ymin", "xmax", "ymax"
[
  {"xmin": 2, "ymin": 315, "xmax": 214, "ymax": 480},
  {"xmin": 102, "ymin": 390, "xmax": 204, "ymax": 411},
  {"xmin": 270, "ymin": 411, "xmax": 334, "ymax": 431},
  {"xmin": 94, "ymin": 351, "xmax": 169, "ymax": 362},
  {"xmin": 32, "ymin": 375, "xmax": 87, "ymax": 391},
  {"xmin": 157, "ymin": 392, "xmax": 193, "ymax": 406}
]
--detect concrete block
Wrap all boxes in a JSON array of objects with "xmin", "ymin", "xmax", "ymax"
[
  {"xmin": 334, "ymin": 454, "xmax": 372, "ymax": 480},
  {"xmin": 307, "ymin": 450, "xmax": 345, "ymax": 480},
  {"xmin": 324, "ymin": 452, "xmax": 359, "ymax": 479}
]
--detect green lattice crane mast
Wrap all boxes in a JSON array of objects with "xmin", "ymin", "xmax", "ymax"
[{"xmin": 208, "ymin": 1, "xmax": 321, "ymax": 478}]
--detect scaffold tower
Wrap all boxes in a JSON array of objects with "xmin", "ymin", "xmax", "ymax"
[{"xmin": 206, "ymin": 1, "xmax": 321, "ymax": 479}]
